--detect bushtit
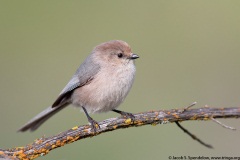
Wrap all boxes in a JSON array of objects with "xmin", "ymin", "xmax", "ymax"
[{"xmin": 18, "ymin": 40, "xmax": 139, "ymax": 132}]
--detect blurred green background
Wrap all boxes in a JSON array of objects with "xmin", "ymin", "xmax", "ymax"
[{"xmin": 1, "ymin": 0, "xmax": 240, "ymax": 159}]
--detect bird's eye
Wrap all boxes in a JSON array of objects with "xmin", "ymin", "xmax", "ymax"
[{"xmin": 117, "ymin": 53, "xmax": 123, "ymax": 58}]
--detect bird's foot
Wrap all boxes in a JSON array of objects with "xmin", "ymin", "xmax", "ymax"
[
  {"xmin": 112, "ymin": 109, "xmax": 135, "ymax": 122},
  {"xmin": 88, "ymin": 118, "xmax": 100, "ymax": 133}
]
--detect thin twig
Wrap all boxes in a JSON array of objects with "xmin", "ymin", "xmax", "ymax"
[
  {"xmin": 211, "ymin": 117, "xmax": 236, "ymax": 130},
  {"xmin": 181, "ymin": 101, "xmax": 197, "ymax": 113},
  {"xmin": 175, "ymin": 121, "xmax": 213, "ymax": 148},
  {"xmin": 177, "ymin": 102, "xmax": 212, "ymax": 148}
]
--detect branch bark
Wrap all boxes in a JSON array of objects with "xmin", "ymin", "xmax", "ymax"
[{"xmin": 1, "ymin": 106, "xmax": 239, "ymax": 160}]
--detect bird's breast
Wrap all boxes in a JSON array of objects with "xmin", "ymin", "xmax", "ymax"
[{"xmin": 71, "ymin": 63, "xmax": 136, "ymax": 113}]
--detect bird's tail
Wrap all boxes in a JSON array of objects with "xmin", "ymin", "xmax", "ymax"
[{"xmin": 18, "ymin": 104, "xmax": 68, "ymax": 132}]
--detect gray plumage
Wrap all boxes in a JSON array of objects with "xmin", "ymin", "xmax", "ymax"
[
  {"xmin": 18, "ymin": 40, "xmax": 139, "ymax": 132},
  {"xmin": 18, "ymin": 54, "xmax": 100, "ymax": 132},
  {"xmin": 52, "ymin": 54, "xmax": 100, "ymax": 107}
]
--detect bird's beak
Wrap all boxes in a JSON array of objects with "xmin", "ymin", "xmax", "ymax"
[{"xmin": 130, "ymin": 53, "xmax": 139, "ymax": 60}]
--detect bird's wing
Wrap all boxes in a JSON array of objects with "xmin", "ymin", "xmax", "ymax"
[{"xmin": 52, "ymin": 54, "xmax": 100, "ymax": 107}]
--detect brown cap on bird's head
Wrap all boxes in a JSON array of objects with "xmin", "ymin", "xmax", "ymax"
[{"xmin": 93, "ymin": 40, "xmax": 139, "ymax": 65}]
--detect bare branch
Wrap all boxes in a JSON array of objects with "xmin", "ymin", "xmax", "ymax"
[
  {"xmin": 211, "ymin": 117, "xmax": 236, "ymax": 130},
  {"xmin": 0, "ymin": 106, "xmax": 239, "ymax": 160},
  {"xmin": 175, "ymin": 122, "xmax": 213, "ymax": 148},
  {"xmin": 181, "ymin": 101, "xmax": 197, "ymax": 112}
]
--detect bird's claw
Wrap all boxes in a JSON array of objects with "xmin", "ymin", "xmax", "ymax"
[
  {"xmin": 89, "ymin": 118, "xmax": 100, "ymax": 133},
  {"xmin": 121, "ymin": 112, "xmax": 135, "ymax": 122}
]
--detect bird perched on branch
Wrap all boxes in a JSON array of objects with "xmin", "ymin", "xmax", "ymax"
[{"xmin": 18, "ymin": 40, "xmax": 139, "ymax": 132}]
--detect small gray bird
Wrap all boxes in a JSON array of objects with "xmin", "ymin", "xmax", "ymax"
[{"xmin": 18, "ymin": 40, "xmax": 139, "ymax": 132}]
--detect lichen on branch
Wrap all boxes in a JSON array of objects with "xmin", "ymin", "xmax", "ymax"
[{"xmin": 0, "ymin": 106, "xmax": 239, "ymax": 160}]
